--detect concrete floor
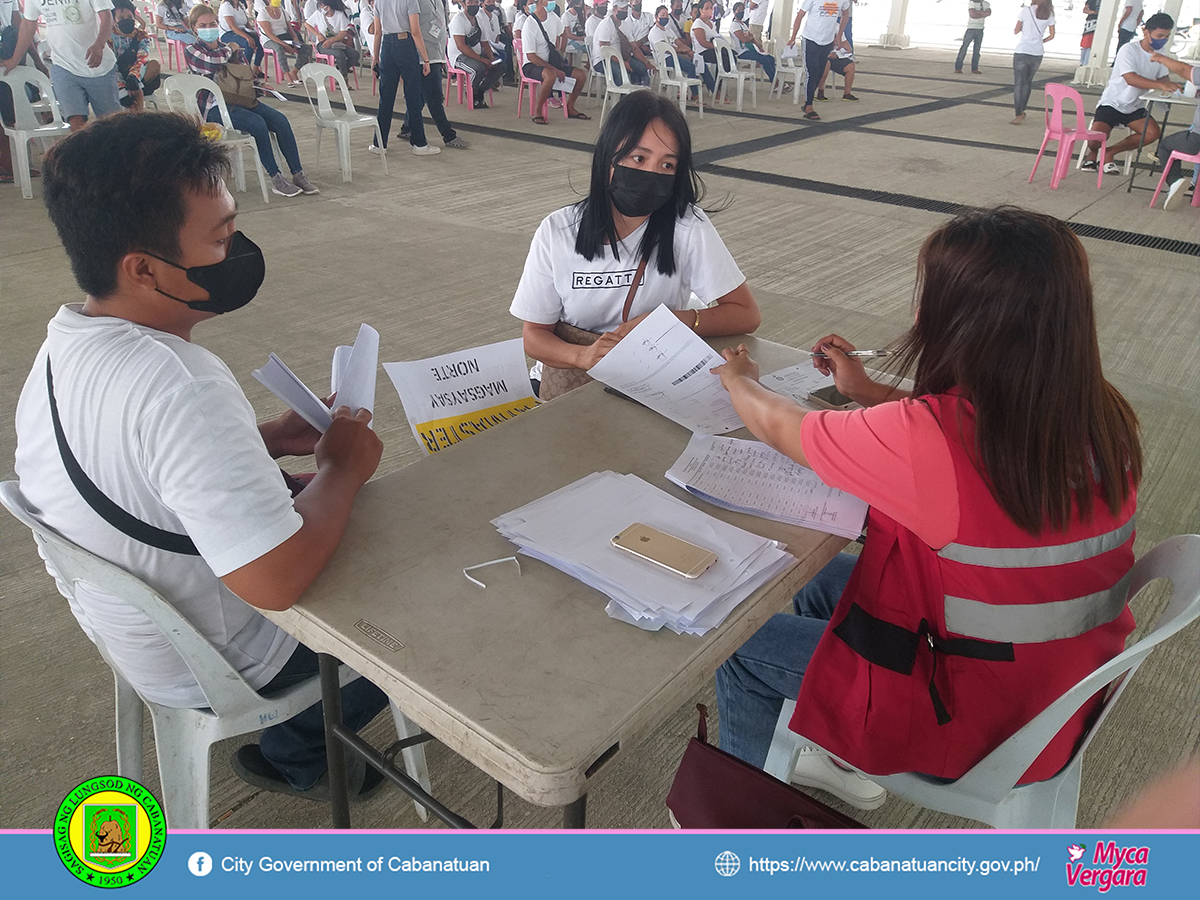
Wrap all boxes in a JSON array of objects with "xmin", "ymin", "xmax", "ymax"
[{"xmin": 1, "ymin": 45, "xmax": 1197, "ymax": 831}]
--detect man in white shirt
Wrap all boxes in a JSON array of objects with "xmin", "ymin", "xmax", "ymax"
[
  {"xmin": 744, "ymin": 0, "xmax": 766, "ymax": 40},
  {"xmin": 787, "ymin": 0, "xmax": 849, "ymax": 118},
  {"xmin": 1082, "ymin": 13, "xmax": 1178, "ymax": 175},
  {"xmin": 595, "ymin": 0, "xmax": 650, "ymax": 85},
  {"xmin": 18, "ymin": 113, "xmax": 390, "ymax": 801},
  {"xmin": 954, "ymin": 0, "xmax": 989, "ymax": 75},
  {"xmin": 479, "ymin": 0, "xmax": 516, "ymax": 83},
  {"xmin": 1116, "ymin": 0, "xmax": 1142, "ymax": 53},
  {"xmin": 2, "ymin": 0, "xmax": 122, "ymax": 130}
]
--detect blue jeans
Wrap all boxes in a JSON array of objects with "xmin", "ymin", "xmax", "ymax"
[
  {"xmin": 165, "ymin": 30, "xmax": 197, "ymax": 44},
  {"xmin": 715, "ymin": 552, "xmax": 857, "ymax": 768},
  {"xmin": 257, "ymin": 644, "xmax": 389, "ymax": 790},
  {"xmin": 597, "ymin": 57, "xmax": 649, "ymax": 87},
  {"xmin": 222, "ymin": 30, "xmax": 264, "ymax": 66},
  {"xmin": 738, "ymin": 47, "xmax": 775, "ymax": 83},
  {"xmin": 956, "ymin": 28, "xmax": 982, "ymax": 71},
  {"xmin": 207, "ymin": 101, "xmax": 302, "ymax": 177},
  {"xmin": 394, "ymin": 34, "xmax": 457, "ymax": 147}
]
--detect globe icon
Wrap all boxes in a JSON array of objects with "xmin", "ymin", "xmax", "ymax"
[{"xmin": 714, "ymin": 850, "xmax": 741, "ymax": 877}]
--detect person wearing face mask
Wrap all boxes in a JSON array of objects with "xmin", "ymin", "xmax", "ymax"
[
  {"xmin": 649, "ymin": 3, "xmax": 702, "ymax": 100},
  {"xmin": 725, "ymin": 2, "xmax": 773, "ymax": 84},
  {"xmin": 16, "ymin": 112, "xmax": 392, "ymax": 804},
  {"xmin": 258, "ymin": 0, "xmax": 312, "ymax": 85},
  {"xmin": 561, "ymin": 0, "xmax": 587, "ymax": 55},
  {"xmin": 219, "ymin": 0, "xmax": 266, "ymax": 77},
  {"xmin": 521, "ymin": 0, "xmax": 587, "ymax": 123},
  {"xmin": 449, "ymin": 1, "xmax": 504, "ymax": 107},
  {"xmin": 478, "ymin": 0, "xmax": 517, "ymax": 84},
  {"xmin": 110, "ymin": 0, "xmax": 161, "ymax": 111},
  {"xmin": 510, "ymin": 91, "xmax": 760, "ymax": 399},
  {"xmin": 585, "ymin": 0, "xmax": 606, "ymax": 63},
  {"xmin": 305, "ymin": 0, "xmax": 359, "ymax": 79},
  {"xmin": 688, "ymin": 0, "xmax": 719, "ymax": 92},
  {"xmin": 185, "ymin": 4, "xmax": 320, "ymax": 195},
  {"xmin": 1080, "ymin": 13, "xmax": 1177, "ymax": 173},
  {"xmin": 787, "ymin": 0, "xmax": 850, "ymax": 120},
  {"xmin": 594, "ymin": 0, "xmax": 652, "ymax": 88}
]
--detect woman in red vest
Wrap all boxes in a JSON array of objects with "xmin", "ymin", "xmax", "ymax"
[{"xmin": 712, "ymin": 206, "xmax": 1142, "ymax": 809}]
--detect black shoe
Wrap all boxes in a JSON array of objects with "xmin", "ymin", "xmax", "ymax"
[
  {"xmin": 473, "ymin": 99, "xmax": 489, "ymax": 109},
  {"xmin": 232, "ymin": 744, "xmax": 385, "ymax": 803},
  {"xmin": 397, "ymin": 126, "xmax": 410, "ymax": 139}
]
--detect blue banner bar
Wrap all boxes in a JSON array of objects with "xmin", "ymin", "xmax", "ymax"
[{"xmin": 5, "ymin": 830, "xmax": 1194, "ymax": 898}]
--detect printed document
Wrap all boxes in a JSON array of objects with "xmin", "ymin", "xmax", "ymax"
[
  {"xmin": 760, "ymin": 362, "xmax": 835, "ymax": 407},
  {"xmin": 666, "ymin": 434, "xmax": 869, "ymax": 539},
  {"xmin": 586, "ymin": 304, "xmax": 744, "ymax": 434},
  {"xmin": 384, "ymin": 339, "xmax": 539, "ymax": 454}
]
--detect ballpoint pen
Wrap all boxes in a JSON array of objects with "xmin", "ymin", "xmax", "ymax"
[{"xmin": 808, "ymin": 350, "xmax": 892, "ymax": 359}]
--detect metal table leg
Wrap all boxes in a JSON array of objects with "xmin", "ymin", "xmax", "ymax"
[
  {"xmin": 1128, "ymin": 99, "xmax": 1170, "ymax": 193},
  {"xmin": 562, "ymin": 795, "xmax": 587, "ymax": 829},
  {"xmin": 318, "ymin": 652, "xmax": 352, "ymax": 828}
]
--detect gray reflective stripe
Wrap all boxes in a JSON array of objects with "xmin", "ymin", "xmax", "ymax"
[
  {"xmin": 937, "ymin": 516, "xmax": 1135, "ymax": 569},
  {"xmin": 943, "ymin": 571, "xmax": 1132, "ymax": 643}
]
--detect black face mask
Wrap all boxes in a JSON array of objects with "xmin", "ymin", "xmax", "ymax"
[
  {"xmin": 594, "ymin": 4, "xmax": 607, "ymax": 14},
  {"xmin": 657, "ymin": 15, "xmax": 668, "ymax": 25},
  {"xmin": 608, "ymin": 165, "xmax": 676, "ymax": 218},
  {"xmin": 616, "ymin": 8, "xmax": 628, "ymax": 19},
  {"xmin": 147, "ymin": 231, "xmax": 266, "ymax": 314},
  {"xmin": 117, "ymin": 18, "xmax": 136, "ymax": 33},
  {"xmin": 466, "ymin": 3, "xmax": 479, "ymax": 12}
]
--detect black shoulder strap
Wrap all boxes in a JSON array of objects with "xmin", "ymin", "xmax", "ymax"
[{"xmin": 46, "ymin": 356, "xmax": 201, "ymax": 556}]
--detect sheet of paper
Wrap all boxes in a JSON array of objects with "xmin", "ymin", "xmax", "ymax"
[
  {"xmin": 251, "ymin": 353, "xmax": 333, "ymax": 433},
  {"xmin": 781, "ymin": 43, "xmax": 799, "ymax": 59},
  {"xmin": 760, "ymin": 362, "xmax": 834, "ymax": 408},
  {"xmin": 333, "ymin": 323, "xmax": 379, "ymax": 419},
  {"xmin": 553, "ymin": 75, "xmax": 577, "ymax": 93},
  {"xmin": 666, "ymin": 434, "xmax": 869, "ymax": 539},
  {"xmin": 384, "ymin": 339, "xmax": 539, "ymax": 454},
  {"xmin": 331, "ymin": 344, "xmax": 352, "ymax": 395},
  {"xmin": 586, "ymin": 304, "xmax": 744, "ymax": 435}
]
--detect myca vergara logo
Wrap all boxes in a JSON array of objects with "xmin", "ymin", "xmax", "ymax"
[
  {"xmin": 54, "ymin": 776, "xmax": 166, "ymax": 888},
  {"xmin": 1065, "ymin": 841, "xmax": 1149, "ymax": 892}
]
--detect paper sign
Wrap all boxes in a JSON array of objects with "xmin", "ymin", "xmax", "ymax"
[{"xmin": 384, "ymin": 339, "xmax": 539, "ymax": 454}]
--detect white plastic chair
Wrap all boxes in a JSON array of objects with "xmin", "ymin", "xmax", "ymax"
[
  {"xmin": 598, "ymin": 46, "xmax": 642, "ymax": 125},
  {"xmin": 0, "ymin": 68, "xmax": 72, "ymax": 199},
  {"xmin": 652, "ymin": 41, "xmax": 702, "ymax": 118},
  {"xmin": 582, "ymin": 45, "xmax": 605, "ymax": 107},
  {"xmin": 763, "ymin": 534, "xmax": 1200, "ymax": 828},
  {"xmin": 771, "ymin": 42, "xmax": 805, "ymax": 105},
  {"xmin": 299, "ymin": 62, "xmax": 386, "ymax": 183},
  {"xmin": 0, "ymin": 480, "xmax": 433, "ymax": 827},
  {"xmin": 161, "ymin": 73, "xmax": 272, "ymax": 203},
  {"xmin": 712, "ymin": 35, "xmax": 756, "ymax": 112}
]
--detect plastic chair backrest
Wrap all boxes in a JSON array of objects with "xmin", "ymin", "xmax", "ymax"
[
  {"xmin": 514, "ymin": 36, "xmax": 525, "ymax": 69},
  {"xmin": 1044, "ymin": 82, "xmax": 1086, "ymax": 136},
  {"xmin": 713, "ymin": 35, "xmax": 738, "ymax": 76},
  {"xmin": 161, "ymin": 72, "xmax": 218, "ymax": 121},
  {"xmin": 655, "ymin": 40, "xmax": 680, "ymax": 81},
  {"xmin": 947, "ymin": 533, "xmax": 1200, "ymax": 800},
  {"xmin": 0, "ymin": 68, "xmax": 65, "ymax": 131},
  {"xmin": 0, "ymin": 480, "xmax": 268, "ymax": 717},
  {"xmin": 602, "ymin": 46, "xmax": 628, "ymax": 89},
  {"xmin": 299, "ymin": 62, "xmax": 358, "ymax": 119}
]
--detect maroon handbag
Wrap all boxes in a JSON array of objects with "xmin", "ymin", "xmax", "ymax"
[{"xmin": 665, "ymin": 704, "xmax": 866, "ymax": 829}]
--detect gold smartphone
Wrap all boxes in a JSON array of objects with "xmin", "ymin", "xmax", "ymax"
[{"xmin": 611, "ymin": 523, "xmax": 718, "ymax": 579}]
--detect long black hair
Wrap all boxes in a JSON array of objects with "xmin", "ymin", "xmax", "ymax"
[{"xmin": 574, "ymin": 91, "xmax": 704, "ymax": 276}]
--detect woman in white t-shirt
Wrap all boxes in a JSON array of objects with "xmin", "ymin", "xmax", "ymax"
[
  {"xmin": 510, "ymin": 91, "xmax": 761, "ymax": 398},
  {"xmin": 220, "ymin": 0, "xmax": 266, "ymax": 74},
  {"xmin": 258, "ymin": 0, "xmax": 310, "ymax": 83},
  {"xmin": 1011, "ymin": 0, "xmax": 1054, "ymax": 124},
  {"xmin": 306, "ymin": 0, "xmax": 359, "ymax": 78},
  {"xmin": 156, "ymin": 0, "xmax": 196, "ymax": 43}
]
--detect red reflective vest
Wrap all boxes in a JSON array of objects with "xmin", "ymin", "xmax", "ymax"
[{"xmin": 792, "ymin": 393, "xmax": 1136, "ymax": 783}]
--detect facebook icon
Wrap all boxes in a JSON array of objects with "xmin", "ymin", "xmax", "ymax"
[{"xmin": 188, "ymin": 852, "xmax": 213, "ymax": 877}]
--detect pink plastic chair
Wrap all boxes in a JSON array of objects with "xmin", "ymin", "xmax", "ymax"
[
  {"xmin": 312, "ymin": 48, "xmax": 359, "ymax": 90},
  {"xmin": 261, "ymin": 47, "xmax": 284, "ymax": 84},
  {"xmin": 1029, "ymin": 83, "xmax": 1108, "ymax": 190},
  {"xmin": 446, "ymin": 62, "xmax": 494, "ymax": 109},
  {"xmin": 514, "ymin": 37, "xmax": 567, "ymax": 120},
  {"xmin": 166, "ymin": 38, "xmax": 190, "ymax": 72},
  {"xmin": 1149, "ymin": 150, "xmax": 1200, "ymax": 208}
]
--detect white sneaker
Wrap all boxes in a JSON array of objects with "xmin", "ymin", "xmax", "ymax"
[
  {"xmin": 1102, "ymin": 161, "xmax": 1122, "ymax": 175},
  {"xmin": 790, "ymin": 747, "xmax": 887, "ymax": 810},
  {"xmin": 367, "ymin": 142, "xmax": 383, "ymax": 155},
  {"xmin": 1162, "ymin": 177, "xmax": 1188, "ymax": 210},
  {"xmin": 270, "ymin": 172, "xmax": 302, "ymax": 197},
  {"xmin": 412, "ymin": 143, "xmax": 441, "ymax": 156}
]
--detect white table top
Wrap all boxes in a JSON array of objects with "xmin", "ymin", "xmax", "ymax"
[{"xmin": 264, "ymin": 335, "xmax": 849, "ymax": 808}]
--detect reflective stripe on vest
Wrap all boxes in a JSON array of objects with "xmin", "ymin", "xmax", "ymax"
[
  {"xmin": 936, "ymin": 516, "xmax": 1135, "ymax": 569},
  {"xmin": 944, "ymin": 570, "xmax": 1132, "ymax": 643}
]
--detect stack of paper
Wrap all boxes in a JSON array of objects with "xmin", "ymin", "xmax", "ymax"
[
  {"xmin": 492, "ymin": 472, "xmax": 795, "ymax": 635},
  {"xmin": 666, "ymin": 434, "xmax": 869, "ymax": 540}
]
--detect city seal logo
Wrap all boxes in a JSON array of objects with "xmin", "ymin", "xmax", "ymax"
[{"xmin": 54, "ymin": 777, "xmax": 166, "ymax": 888}]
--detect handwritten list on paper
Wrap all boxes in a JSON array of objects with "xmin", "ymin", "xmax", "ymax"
[{"xmin": 666, "ymin": 434, "xmax": 869, "ymax": 540}]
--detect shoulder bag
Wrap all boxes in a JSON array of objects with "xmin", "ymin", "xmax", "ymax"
[
  {"xmin": 215, "ymin": 61, "xmax": 258, "ymax": 108},
  {"xmin": 531, "ymin": 11, "xmax": 572, "ymax": 72},
  {"xmin": 665, "ymin": 704, "xmax": 867, "ymax": 829},
  {"xmin": 538, "ymin": 255, "xmax": 647, "ymax": 402}
]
